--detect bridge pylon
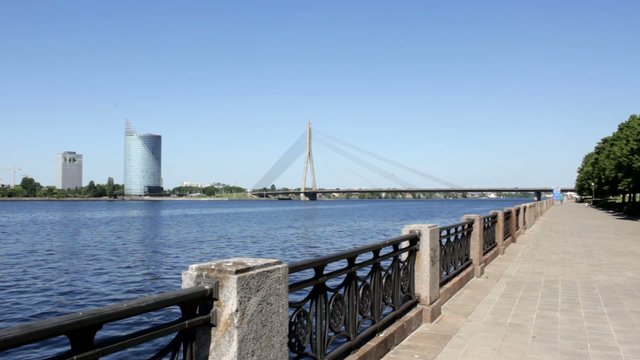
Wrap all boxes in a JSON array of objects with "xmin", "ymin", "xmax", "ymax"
[{"xmin": 301, "ymin": 121, "xmax": 317, "ymax": 201}]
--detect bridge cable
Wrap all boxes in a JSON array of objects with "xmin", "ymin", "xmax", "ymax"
[
  {"xmin": 316, "ymin": 137, "xmax": 416, "ymax": 188},
  {"xmin": 316, "ymin": 130, "xmax": 461, "ymax": 188},
  {"xmin": 253, "ymin": 131, "xmax": 305, "ymax": 190}
]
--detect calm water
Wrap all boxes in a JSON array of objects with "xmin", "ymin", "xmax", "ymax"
[{"xmin": 0, "ymin": 198, "xmax": 528, "ymax": 357}]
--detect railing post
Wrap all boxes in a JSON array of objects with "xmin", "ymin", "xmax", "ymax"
[
  {"xmin": 527, "ymin": 204, "xmax": 535, "ymax": 227},
  {"xmin": 182, "ymin": 258, "xmax": 288, "ymax": 360},
  {"xmin": 491, "ymin": 210, "xmax": 505, "ymax": 255},
  {"xmin": 504, "ymin": 207, "xmax": 517, "ymax": 243},
  {"xmin": 402, "ymin": 224, "xmax": 441, "ymax": 322},
  {"xmin": 462, "ymin": 215, "xmax": 484, "ymax": 278}
]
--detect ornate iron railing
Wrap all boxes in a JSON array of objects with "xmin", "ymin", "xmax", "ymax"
[
  {"xmin": 482, "ymin": 214, "xmax": 498, "ymax": 255},
  {"xmin": 0, "ymin": 284, "xmax": 218, "ymax": 360},
  {"xmin": 503, "ymin": 210, "xmax": 512, "ymax": 241},
  {"xmin": 515, "ymin": 208, "xmax": 521, "ymax": 231},
  {"xmin": 439, "ymin": 220, "xmax": 473, "ymax": 286},
  {"xmin": 288, "ymin": 234, "xmax": 419, "ymax": 360}
]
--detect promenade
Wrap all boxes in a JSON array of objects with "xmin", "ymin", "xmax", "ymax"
[{"xmin": 384, "ymin": 202, "xmax": 640, "ymax": 360}]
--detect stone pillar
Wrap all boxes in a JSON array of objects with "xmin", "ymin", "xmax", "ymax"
[
  {"xmin": 491, "ymin": 210, "xmax": 505, "ymax": 255},
  {"xmin": 182, "ymin": 258, "xmax": 289, "ymax": 360},
  {"xmin": 462, "ymin": 215, "xmax": 484, "ymax": 278},
  {"xmin": 402, "ymin": 224, "xmax": 441, "ymax": 322},
  {"xmin": 528, "ymin": 204, "xmax": 535, "ymax": 226},
  {"xmin": 539, "ymin": 201, "xmax": 543, "ymax": 217}
]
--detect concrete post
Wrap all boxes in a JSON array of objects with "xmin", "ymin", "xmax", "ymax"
[
  {"xmin": 518, "ymin": 205, "xmax": 525, "ymax": 235},
  {"xmin": 182, "ymin": 258, "xmax": 289, "ymax": 360},
  {"xmin": 528, "ymin": 204, "xmax": 535, "ymax": 226},
  {"xmin": 462, "ymin": 215, "xmax": 484, "ymax": 278},
  {"xmin": 491, "ymin": 210, "xmax": 506, "ymax": 255},
  {"xmin": 402, "ymin": 224, "xmax": 441, "ymax": 322}
]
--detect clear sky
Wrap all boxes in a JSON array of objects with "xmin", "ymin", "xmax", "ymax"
[{"xmin": 1, "ymin": 1, "xmax": 638, "ymax": 190}]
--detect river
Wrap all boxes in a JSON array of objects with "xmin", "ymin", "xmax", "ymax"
[{"xmin": 0, "ymin": 198, "xmax": 529, "ymax": 357}]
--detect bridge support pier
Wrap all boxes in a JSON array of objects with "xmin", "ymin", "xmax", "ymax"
[
  {"xmin": 300, "ymin": 191, "xmax": 317, "ymax": 201},
  {"xmin": 534, "ymin": 191, "xmax": 542, "ymax": 201}
]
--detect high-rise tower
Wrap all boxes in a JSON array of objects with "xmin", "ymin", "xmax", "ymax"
[
  {"xmin": 57, "ymin": 151, "xmax": 83, "ymax": 190},
  {"xmin": 124, "ymin": 121, "xmax": 162, "ymax": 196}
]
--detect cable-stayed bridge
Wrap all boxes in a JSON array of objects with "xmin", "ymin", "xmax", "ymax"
[{"xmin": 251, "ymin": 123, "xmax": 574, "ymax": 201}]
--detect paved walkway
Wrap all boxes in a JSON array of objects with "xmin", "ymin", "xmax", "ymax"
[{"xmin": 384, "ymin": 202, "xmax": 640, "ymax": 360}]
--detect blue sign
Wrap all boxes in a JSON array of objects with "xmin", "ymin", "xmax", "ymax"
[{"xmin": 553, "ymin": 187, "xmax": 561, "ymax": 201}]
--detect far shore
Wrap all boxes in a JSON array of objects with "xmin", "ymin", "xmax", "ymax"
[{"xmin": 0, "ymin": 196, "xmax": 261, "ymax": 201}]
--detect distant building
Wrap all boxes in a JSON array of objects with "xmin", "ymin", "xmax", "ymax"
[
  {"xmin": 124, "ymin": 122, "xmax": 162, "ymax": 196},
  {"xmin": 57, "ymin": 151, "xmax": 83, "ymax": 190},
  {"xmin": 180, "ymin": 181, "xmax": 206, "ymax": 188}
]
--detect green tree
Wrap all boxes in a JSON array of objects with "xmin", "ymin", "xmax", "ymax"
[
  {"xmin": 84, "ymin": 180, "xmax": 97, "ymax": 197},
  {"xmin": 20, "ymin": 177, "xmax": 41, "ymax": 197},
  {"xmin": 576, "ymin": 114, "xmax": 640, "ymax": 203},
  {"xmin": 106, "ymin": 177, "xmax": 115, "ymax": 198}
]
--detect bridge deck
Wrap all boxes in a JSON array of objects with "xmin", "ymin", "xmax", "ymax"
[{"xmin": 383, "ymin": 202, "xmax": 640, "ymax": 360}]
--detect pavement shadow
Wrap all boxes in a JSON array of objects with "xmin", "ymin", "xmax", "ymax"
[{"xmin": 590, "ymin": 205, "xmax": 640, "ymax": 221}]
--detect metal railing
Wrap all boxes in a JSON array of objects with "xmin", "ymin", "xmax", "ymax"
[
  {"xmin": 439, "ymin": 220, "xmax": 473, "ymax": 286},
  {"xmin": 288, "ymin": 234, "xmax": 419, "ymax": 360},
  {"xmin": 503, "ymin": 210, "xmax": 512, "ymax": 240},
  {"xmin": 482, "ymin": 214, "xmax": 498, "ymax": 255},
  {"xmin": 0, "ymin": 284, "xmax": 218, "ymax": 360}
]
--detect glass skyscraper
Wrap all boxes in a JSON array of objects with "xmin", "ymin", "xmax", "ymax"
[
  {"xmin": 57, "ymin": 151, "xmax": 83, "ymax": 190},
  {"xmin": 124, "ymin": 122, "xmax": 162, "ymax": 196}
]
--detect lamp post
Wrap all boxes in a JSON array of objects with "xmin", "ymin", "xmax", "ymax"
[{"xmin": 591, "ymin": 182, "xmax": 595, "ymax": 200}]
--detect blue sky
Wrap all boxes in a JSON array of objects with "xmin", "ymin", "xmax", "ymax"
[{"xmin": 1, "ymin": 1, "xmax": 638, "ymax": 189}]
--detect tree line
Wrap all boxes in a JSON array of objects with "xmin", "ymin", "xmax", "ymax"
[
  {"xmin": 575, "ymin": 114, "xmax": 639, "ymax": 204},
  {"xmin": 169, "ymin": 184, "xmax": 247, "ymax": 197},
  {"xmin": 0, "ymin": 177, "xmax": 247, "ymax": 198},
  {"xmin": 0, "ymin": 177, "xmax": 124, "ymax": 198}
]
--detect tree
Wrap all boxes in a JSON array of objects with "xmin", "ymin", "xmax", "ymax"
[
  {"xmin": 84, "ymin": 180, "xmax": 97, "ymax": 197},
  {"xmin": 20, "ymin": 177, "xmax": 41, "ymax": 197},
  {"xmin": 106, "ymin": 177, "xmax": 115, "ymax": 198},
  {"xmin": 576, "ymin": 114, "xmax": 640, "ymax": 203}
]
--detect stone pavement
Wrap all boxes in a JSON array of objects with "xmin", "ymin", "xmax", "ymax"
[{"xmin": 383, "ymin": 202, "xmax": 640, "ymax": 360}]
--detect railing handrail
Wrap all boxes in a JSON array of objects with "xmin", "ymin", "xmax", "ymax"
[
  {"xmin": 0, "ymin": 284, "xmax": 217, "ymax": 353},
  {"xmin": 439, "ymin": 219, "xmax": 474, "ymax": 232},
  {"xmin": 289, "ymin": 233, "xmax": 419, "ymax": 274}
]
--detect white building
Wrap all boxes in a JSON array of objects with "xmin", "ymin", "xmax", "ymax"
[{"xmin": 57, "ymin": 151, "xmax": 83, "ymax": 190}]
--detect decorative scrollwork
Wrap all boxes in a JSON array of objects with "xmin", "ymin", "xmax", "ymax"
[
  {"xmin": 329, "ymin": 293, "xmax": 346, "ymax": 333},
  {"xmin": 503, "ymin": 210, "xmax": 512, "ymax": 240},
  {"xmin": 288, "ymin": 233, "xmax": 419, "ymax": 359},
  {"xmin": 400, "ymin": 265, "xmax": 410, "ymax": 293},
  {"xmin": 382, "ymin": 274, "xmax": 393, "ymax": 304},
  {"xmin": 482, "ymin": 215, "xmax": 497, "ymax": 255},
  {"xmin": 288, "ymin": 308, "xmax": 311, "ymax": 354},
  {"xmin": 359, "ymin": 283, "xmax": 372, "ymax": 316},
  {"xmin": 439, "ymin": 221, "xmax": 473, "ymax": 286}
]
